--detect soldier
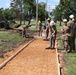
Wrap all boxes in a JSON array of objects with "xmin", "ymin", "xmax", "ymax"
[
  {"xmin": 67, "ymin": 15, "xmax": 76, "ymax": 52},
  {"xmin": 42, "ymin": 24, "xmax": 46, "ymax": 40},
  {"xmin": 45, "ymin": 18, "xmax": 51, "ymax": 39},
  {"xmin": 73, "ymin": 19, "xmax": 76, "ymax": 37},
  {"xmin": 61, "ymin": 19, "xmax": 71, "ymax": 52},
  {"xmin": 51, "ymin": 21, "xmax": 57, "ymax": 49},
  {"xmin": 38, "ymin": 21, "xmax": 42, "ymax": 36},
  {"xmin": 22, "ymin": 24, "xmax": 31, "ymax": 37},
  {"xmin": 46, "ymin": 20, "xmax": 57, "ymax": 49}
]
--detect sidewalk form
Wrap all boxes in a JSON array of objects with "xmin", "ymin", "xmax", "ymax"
[{"xmin": 0, "ymin": 38, "xmax": 59, "ymax": 75}]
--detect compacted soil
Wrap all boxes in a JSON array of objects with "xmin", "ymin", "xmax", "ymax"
[{"xmin": 0, "ymin": 38, "xmax": 59, "ymax": 75}]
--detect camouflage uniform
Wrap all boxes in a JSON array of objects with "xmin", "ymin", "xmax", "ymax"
[
  {"xmin": 47, "ymin": 23, "xmax": 57, "ymax": 48},
  {"xmin": 38, "ymin": 22, "xmax": 42, "ymax": 36},
  {"xmin": 46, "ymin": 19, "xmax": 51, "ymax": 39},
  {"xmin": 51, "ymin": 25, "xmax": 57, "ymax": 48},
  {"xmin": 46, "ymin": 20, "xmax": 57, "ymax": 49},
  {"xmin": 61, "ymin": 25, "xmax": 71, "ymax": 51},
  {"xmin": 67, "ymin": 20, "xmax": 75, "ymax": 51},
  {"xmin": 46, "ymin": 20, "xmax": 50, "ymax": 39}
]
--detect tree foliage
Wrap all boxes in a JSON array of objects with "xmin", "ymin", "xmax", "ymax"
[
  {"xmin": 0, "ymin": 0, "xmax": 47, "ymax": 24},
  {"xmin": 52, "ymin": 0, "xmax": 76, "ymax": 21},
  {"xmin": 10, "ymin": 0, "xmax": 36, "ymax": 24},
  {"xmin": 38, "ymin": 2, "xmax": 47, "ymax": 21}
]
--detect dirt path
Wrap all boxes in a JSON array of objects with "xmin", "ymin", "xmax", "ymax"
[{"xmin": 0, "ymin": 38, "xmax": 58, "ymax": 75}]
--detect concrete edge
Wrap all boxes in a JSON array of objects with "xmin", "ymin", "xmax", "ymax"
[
  {"xmin": 0, "ymin": 38, "xmax": 36, "ymax": 69},
  {"xmin": 56, "ymin": 48, "xmax": 61, "ymax": 75}
]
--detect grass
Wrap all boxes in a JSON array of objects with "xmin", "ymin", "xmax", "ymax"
[
  {"xmin": 56, "ymin": 21, "xmax": 63, "ymax": 32},
  {"xmin": 0, "ymin": 21, "xmax": 76, "ymax": 75},
  {"xmin": 65, "ymin": 52, "xmax": 76, "ymax": 75},
  {"xmin": 0, "ymin": 31, "xmax": 25, "ymax": 53},
  {"xmin": 64, "ymin": 39, "xmax": 76, "ymax": 75},
  {"xmin": 0, "ymin": 20, "xmax": 37, "ymax": 54},
  {"xmin": 15, "ymin": 20, "xmax": 36, "ymax": 25},
  {"xmin": 28, "ymin": 26, "xmax": 37, "ymax": 30},
  {"xmin": 8, "ymin": 20, "xmax": 38, "ymax": 30},
  {"xmin": 56, "ymin": 22, "xmax": 76, "ymax": 75},
  {"xmin": 0, "ymin": 20, "xmax": 38, "ymax": 54},
  {"xmin": 15, "ymin": 25, "xmax": 38, "ymax": 31},
  {"xmin": 8, "ymin": 20, "xmax": 36, "ymax": 28}
]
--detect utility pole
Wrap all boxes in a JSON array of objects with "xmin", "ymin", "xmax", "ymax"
[
  {"xmin": 47, "ymin": 5, "xmax": 51, "ymax": 12},
  {"xmin": 46, "ymin": 0, "xmax": 48, "ymax": 11},
  {"xmin": 45, "ymin": 0, "xmax": 48, "ymax": 23},
  {"xmin": 46, "ymin": 0, "xmax": 48, "ymax": 17},
  {"xmin": 36, "ymin": 0, "xmax": 38, "ymax": 28},
  {"xmin": 47, "ymin": 5, "xmax": 51, "ymax": 17}
]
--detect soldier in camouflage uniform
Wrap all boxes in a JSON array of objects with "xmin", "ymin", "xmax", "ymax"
[
  {"xmin": 50, "ymin": 21, "xmax": 57, "ymax": 49},
  {"xmin": 61, "ymin": 19, "xmax": 71, "ymax": 52},
  {"xmin": 46, "ymin": 20, "xmax": 57, "ymax": 49},
  {"xmin": 67, "ymin": 15, "xmax": 76, "ymax": 52},
  {"xmin": 38, "ymin": 21, "xmax": 42, "ymax": 36},
  {"xmin": 45, "ymin": 18, "xmax": 51, "ymax": 39}
]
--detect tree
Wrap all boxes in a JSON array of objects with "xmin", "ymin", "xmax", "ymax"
[
  {"xmin": 23, "ymin": 0, "xmax": 36, "ymax": 25},
  {"xmin": 2, "ymin": 8, "xmax": 16, "ymax": 21},
  {"xmin": 52, "ymin": 4, "xmax": 62, "ymax": 26},
  {"xmin": 59, "ymin": 0, "xmax": 76, "ymax": 20},
  {"xmin": 38, "ymin": 2, "xmax": 47, "ymax": 21},
  {"xmin": 1, "ymin": 0, "xmax": 48, "ymax": 26},
  {"xmin": 10, "ymin": 0, "xmax": 36, "ymax": 25},
  {"xmin": 52, "ymin": 0, "xmax": 76, "ymax": 25},
  {"xmin": 10, "ymin": 0, "xmax": 24, "ymax": 24}
]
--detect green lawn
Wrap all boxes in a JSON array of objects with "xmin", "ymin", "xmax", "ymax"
[
  {"xmin": 56, "ymin": 22, "xmax": 76, "ymax": 75},
  {"xmin": 0, "ymin": 31, "xmax": 25, "ymax": 53},
  {"xmin": 65, "ymin": 52, "xmax": 76, "ymax": 75},
  {"xmin": 56, "ymin": 21, "xmax": 63, "ymax": 32},
  {"xmin": 15, "ymin": 20, "xmax": 36, "ymax": 25},
  {"xmin": 15, "ymin": 25, "xmax": 38, "ymax": 31},
  {"xmin": 8, "ymin": 20, "xmax": 37, "ymax": 30},
  {"xmin": 28, "ymin": 26, "xmax": 38, "ymax": 30},
  {"xmin": 64, "ymin": 39, "xmax": 76, "ymax": 75},
  {"xmin": 0, "ymin": 20, "xmax": 38, "ymax": 54},
  {"xmin": 8, "ymin": 20, "xmax": 36, "ymax": 28},
  {"xmin": 0, "ymin": 21, "xmax": 76, "ymax": 75}
]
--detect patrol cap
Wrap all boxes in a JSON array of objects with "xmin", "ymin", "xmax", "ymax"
[
  {"xmin": 47, "ymin": 18, "xmax": 51, "ymax": 20},
  {"xmin": 63, "ymin": 19, "xmax": 67, "ymax": 22},
  {"xmin": 69, "ymin": 14, "xmax": 74, "ymax": 19}
]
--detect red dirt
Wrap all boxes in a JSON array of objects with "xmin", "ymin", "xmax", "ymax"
[{"xmin": 0, "ymin": 38, "xmax": 59, "ymax": 75}]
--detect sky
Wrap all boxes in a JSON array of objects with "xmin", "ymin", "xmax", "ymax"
[
  {"xmin": 0, "ymin": 0, "xmax": 11, "ymax": 8},
  {"xmin": 39, "ymin": 0, "xmax": 60, "ymax": 11},
  {"xmin": 0, "ymin": 0, "xmax": 60, "ymax": 11}
]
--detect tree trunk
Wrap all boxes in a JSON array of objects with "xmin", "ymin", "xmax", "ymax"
[
  {"xmin": 60, "ymin": 15, "xmax": 62, "ymax": 26},
  {"xmin": 20, "ymin": 18, "xmax": 22, "ymax": 25},
  {"xmin": 24, "ymin": 20, "xmax": 25, "ymax": 25},
  {"xmin": 60, "ymin": 20, "xmax": 62, "ymax": 26}
]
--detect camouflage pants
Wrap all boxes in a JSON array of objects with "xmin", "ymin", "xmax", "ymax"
[
  {"xmin": 62, "ymin": 34, "xmax": 71, "ymax": 51},
  {"xmin": 70, "ymin": 37, "xmax": 75, "ymax": 51},
  {"xmin": 38, "ymin": 29, "xmax": 42, "ymax": 36},
  {"xmin": 46, "ymin": 27, "xmax": 49, "ymax": 39},
  {"xmin": 52, "ymin": 35, "xmax": 56, "ymax": 48}
]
